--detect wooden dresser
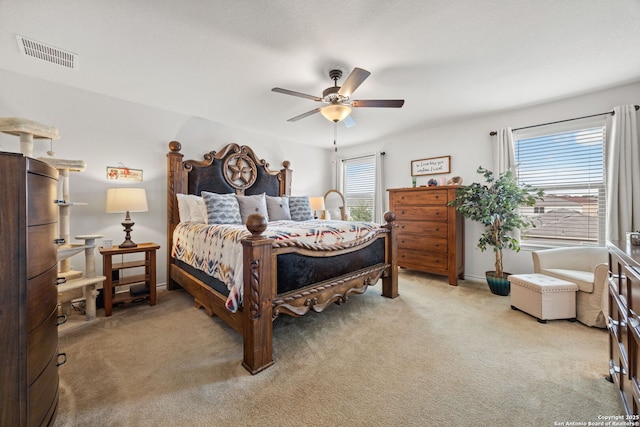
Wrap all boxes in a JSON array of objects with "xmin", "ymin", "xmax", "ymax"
[
  {"xmin": 0, "ymin": 152, "xmax": 61, "ymax": 426},
  {"xmin": 388, "ymin": 186, "xmax": 464, "ymax": 285},
  {"xmin": 607, "ymin": 240, "xmax": 640, "ymax": 416}
]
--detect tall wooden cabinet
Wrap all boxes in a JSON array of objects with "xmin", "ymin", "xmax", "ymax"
[
  {"xmin": 388, "ymin": 186, "xmax": 464, "ymax": 285},
  {"xmin": 607, "ymin": 240, "xmax": 640, "ymax": 416},
  {"xmin": 0, "ymin": 152, "xmax": 61, "ymax": 426}
]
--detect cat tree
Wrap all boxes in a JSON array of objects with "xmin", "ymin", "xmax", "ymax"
[{"xmin": 0, "ymin": 117, "xmax": 106, "ymax": 322}]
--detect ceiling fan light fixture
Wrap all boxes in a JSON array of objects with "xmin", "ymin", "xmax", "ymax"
[{"xmin": 320, "ymin": 104, "xmax": 352, "ymax": 123}]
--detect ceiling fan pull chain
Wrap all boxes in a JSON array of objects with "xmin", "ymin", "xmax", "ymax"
[{"xmin": 334, "ymin": 122, "xmax": 338, "ymax": 152}]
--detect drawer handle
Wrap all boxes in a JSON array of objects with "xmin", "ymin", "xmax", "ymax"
[
  {"xmin": 608, "ymin": 318, "xmax": 626, "ymax": 329},
  {"xmin": 54, "ymin": 238, "xmax": 66, "ymax": 245},
  {"xmin": 56, "ymin": 277, "xmax": 67, "ymax": 285},
  {"xmin": 57, "ymin": 315, "xmax": 67, "ymax": 326},
  {"xmin": 610, "ymin": 364, "xmax": 626, "ymax": 376},
  {"xmin": 57, "ymin": 353, "xmax": 67, "ymax": 367}
]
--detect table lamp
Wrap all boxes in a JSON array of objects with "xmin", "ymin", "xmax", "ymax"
[
  {"xmin": 106, "ymin": 188, "xmax": 148, "ymax": 248},
  {"xmin": 309, "ymin": 196, "xmax": 325, "ymax": 219}
]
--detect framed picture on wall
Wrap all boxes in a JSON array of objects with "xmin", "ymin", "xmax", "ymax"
[{"xmin": 411, "ymin": 156, "xmax": 450, "ymax": 176}]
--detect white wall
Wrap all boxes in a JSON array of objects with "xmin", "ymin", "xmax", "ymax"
[
  {"xmin": 337, "ymin": 80, "xmax": 640, "ymax": 280},
  {"xmin": 3, "ymin": 67, "xmax": 638, "ymax": 284},
  {"xmin": 0, "ymin": 69, "xmax": 332, "ymax": 285}
]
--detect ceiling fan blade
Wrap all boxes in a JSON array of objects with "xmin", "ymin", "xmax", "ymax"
[
  {"xmin": 338, "ymin": 67, "xmax": 371, "ymax": 97},
  {"xmin": 272, "ymin": 87, "xmax": 322, "ymax": 102},
  {"xmin": 287, "ymin": 108, "xmax": 321, "ymax": 122},
  {"xmin": 351, "ymin": 99, "xmax": 405, "ymax": 108},
  {"xmin": 343, "ymin": 115, "xmax": 356, "ymax": 128}
]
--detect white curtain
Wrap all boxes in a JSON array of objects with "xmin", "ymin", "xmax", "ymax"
[
  {"xmin": 493, "ymin": 127, "xmax": 515, "ymax": 174},
  {"xmin": 374, "ymin": 152, "xmax": 385, "ymax": 223},
  {"xmin": 493, "ymin": 127, "xmax": 519, "ymax": 240},
  {"xmin": 605, "ymin": 105, "xmax": 640, "ymax": 242}
]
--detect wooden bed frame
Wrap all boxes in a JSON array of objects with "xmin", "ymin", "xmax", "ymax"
[{"xmin": 166, "ymin": 141, "xmax": 398, "ymax": 374}]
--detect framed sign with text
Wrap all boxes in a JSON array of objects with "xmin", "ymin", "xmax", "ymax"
[
  {"xmin": 411, "ymin": 156, "xmax": 450, "ymax": 176},
  {"xmin": 106, "ymin": 166, "xmax": 143, "ymax": 182}
]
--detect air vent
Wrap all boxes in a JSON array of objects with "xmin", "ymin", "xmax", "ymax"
[{"xmin": 16, "ymin": 35, "xmax": 77, "ymax": 69}]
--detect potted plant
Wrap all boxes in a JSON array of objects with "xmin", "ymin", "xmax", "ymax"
[{"xmin": 449, "ymin": 166, "xmax": 544, "ymax": 295}]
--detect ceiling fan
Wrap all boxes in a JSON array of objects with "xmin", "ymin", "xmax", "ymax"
[{"xmin": 272, "ymin": 67, "xmax": 404, "ymax": 127}]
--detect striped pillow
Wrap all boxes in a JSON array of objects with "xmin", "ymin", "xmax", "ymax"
[
  {"xmin": 289, "ymin": 196, "xmax": 313, "ymax": 221},
  {"xmin": 201, "ymin": 191, "xmax": 242, "ymax": 224}
]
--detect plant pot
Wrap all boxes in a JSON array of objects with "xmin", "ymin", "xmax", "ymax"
[{"xmin": 485, "ymin": 271, "xmax": 511, "ymax": 296}]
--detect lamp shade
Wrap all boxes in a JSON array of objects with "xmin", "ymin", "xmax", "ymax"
[
  {"xmin": 320, "ymin": 104, "xmax": 352, "ymax": 123},
  {"xmin": 308, "ymin": 197, "xmax": 325, "ymax": 211},
  {"xmin": 106, "ymin": 188, "xmax": 148, "ymax": 213}
]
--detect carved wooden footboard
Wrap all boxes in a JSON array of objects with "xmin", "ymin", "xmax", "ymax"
[{"xmin": 167, "ymin": 141, "xmax": 398, "ymax": 374}]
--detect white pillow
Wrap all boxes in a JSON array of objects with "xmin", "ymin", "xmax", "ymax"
[
  {"xmin": 326, "ymin": 208, "xmax": 343, "ymax": 221},
  {"xmin": 176, "ymin": 193, "xmax": 192, "ymax": 222},
  {"xmin": 176, "ymin": 194, "xmax": 208, "ymax": 224}
]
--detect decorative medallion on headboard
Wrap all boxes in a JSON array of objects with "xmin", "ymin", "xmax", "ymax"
[
  {"xmin": 223, "ymin": 150, "xmax": 258, "ymax": 191},
  {"xmin": 177, "ymin": 143, "xmax": 291, "ymax": 197}
]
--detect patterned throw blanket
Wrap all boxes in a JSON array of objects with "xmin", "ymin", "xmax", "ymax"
[{"xmin": 172, "ymin": 220, "xmax": 381, "ymax": 312}]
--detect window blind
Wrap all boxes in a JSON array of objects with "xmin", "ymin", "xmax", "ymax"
[
  {"xmin": 342, "ymin": 155, "xmax": 376, "ymax": 222},
  {"xmin": 515, "ymin": 123, "xmax": 606, "ymax": 246}
]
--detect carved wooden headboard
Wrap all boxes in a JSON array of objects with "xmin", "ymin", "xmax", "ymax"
[{"xmin": 166, "ymin": 141, "xmax": 292, "ymax": 288}]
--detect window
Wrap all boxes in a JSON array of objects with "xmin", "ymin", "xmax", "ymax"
[
  {"xmin": 514, "ymin": 118, "xmax": 606, "ymax": 247},
  {"xmin": 341, "ymin": 155, "xmax": 376, "ymax": 222}
]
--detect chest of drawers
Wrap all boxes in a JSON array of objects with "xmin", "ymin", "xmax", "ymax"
[
  {"xmin": 388, "ymin": 186, "xmax": 464, "ymax": 285},
  {"xmin": 0, "ymin": 152, "xmax": 60, "ymax": 426},
  {"xmin": 607, "ymin": 240, "xmax": 640, "ymax": 416}
]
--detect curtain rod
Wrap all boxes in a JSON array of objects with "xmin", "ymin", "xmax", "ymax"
[
  {"xmin": 489, "ymin": 104, "xmax": 639, "ymax": 136},
  {"xmin": 341, "ymin": 152, "xmax": 385, "ymax": 162}
]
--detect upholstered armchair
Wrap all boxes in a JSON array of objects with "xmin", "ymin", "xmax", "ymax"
[{"xmin": 532, "ymin": 247, "xmax": 609, "ymax": 328}]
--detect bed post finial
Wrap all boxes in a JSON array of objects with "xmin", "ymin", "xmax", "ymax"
[
  {"xmin": 169, "ymin": 140, "xmax": 182, "ymax": 153},
  {"xmin": 280, "ymin": 160, "xmax": 292, "ymax": 196},
  {"xmin": 246, "ymin": 214, "xmax": 268, "ymax": 237}
]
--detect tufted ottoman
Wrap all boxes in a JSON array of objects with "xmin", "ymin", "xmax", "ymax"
[{"xmin": 508, "ymin": 273, "xmax": 578, "ymax": 323}]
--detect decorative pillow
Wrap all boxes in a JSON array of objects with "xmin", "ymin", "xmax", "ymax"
[
  {"xmin": 236, "ymin": 193, "xmax": 269, "ymax": 223},
  {"xmin": 176, "ymin": 193, "xmax": 192, "ymax": 222},
  {"xmin": 201, "ymin": 191, "xmax": 242, "ymax": 224},
  {"xmin": 326, "ymin": 208, "xmax": 344, "ymax": 221},
  {"xmin": 266, "ymin": 195, "xmax": 291, "ymax": 221},
  {"xmin": 176, "ymin": 194, "xmax": 207, "ymax": 223},
  {"xmin": 289, "ymin": 196, "xmax": 313, "ymax": 221}
]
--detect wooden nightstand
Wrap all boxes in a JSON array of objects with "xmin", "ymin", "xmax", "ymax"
[{"xmin": 99, "ymin": 242, "xmax": 160, "ymax": 316}]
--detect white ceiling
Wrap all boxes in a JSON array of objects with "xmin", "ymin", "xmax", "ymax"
[{"xmin": 1, "ymin": 0, "xmax": 640, "ymax": 148}]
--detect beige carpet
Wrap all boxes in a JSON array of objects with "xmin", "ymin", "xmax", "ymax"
[{"xmin": 54, "ymin": 270, "xmax": 624, "ymax": 426}]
